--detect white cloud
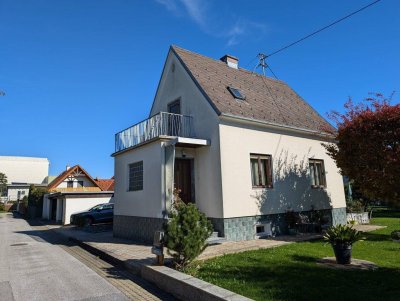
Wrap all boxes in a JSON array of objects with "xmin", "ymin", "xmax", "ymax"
[
  {"xmin": 156, "ymin": 0, "xmax": 268, "ymax": 47},
  {"xmin": 155, "ymin": 0, "xmax": 178, "ymax": 12},
  {"xmin": 179, "ymin": 0, "xmax": 207, "ymax": 28}
]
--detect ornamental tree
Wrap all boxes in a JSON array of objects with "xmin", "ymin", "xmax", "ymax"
[
  {"xmin": 323, "ymin": 93, "xmax": 400, "ymax": 205},
  {"xmin": 164, "ymin": 202, "xmax": 213, "ymax": 270}
]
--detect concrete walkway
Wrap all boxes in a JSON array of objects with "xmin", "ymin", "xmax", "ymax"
[
  {"xmin": 52, "ymin": 225, "xmax": 322, "ymax": 264},
  {"xmin": 51, "ymin": 224, "xmax": 385, "ymax": 264},
  {"xmin": 199, "ymin": 234, "xmax": 321, "ymax": 260}
]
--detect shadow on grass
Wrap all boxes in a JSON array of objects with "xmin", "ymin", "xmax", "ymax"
[
  {"xmin": 197, "ymin": 260, "xmax": 400, "ymax": 301},
  {"xmin": 363, "ymin": 232, "xmax": 391, "ymax": 242},
  {"xmin": 371, "ymin": 209, "xmax": 400, "ymax": 219},
  {"xmin": 290, "ymin": 254, "xmax": 316, "ymax": 263}
]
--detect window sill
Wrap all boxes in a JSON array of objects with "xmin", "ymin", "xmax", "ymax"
[
  {"xmin": 252, "ymin": 186, "xmax": 273, "ymax": 190},
  {"xmin": 311, "ymin": 185, "xmax": 326, "ymax": 190}
]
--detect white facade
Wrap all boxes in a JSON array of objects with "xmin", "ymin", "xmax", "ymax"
[
  {"xmin": 0, "ymin": 156, "xmax": 49, "ymax": 184},
  {"xmin": 113, "ymin": 47, "xmax": 347, "ymax": 241},
  {"xmin": 42, "ymin": 193, "xmax": 114, "ymax": 225},
  {"xmin": 6, "ymin": 185, "xmax": 30, "ymax": 201},
  {"xmin": 219, "ymin": 120, "xmax": 345, "ymax": 218}
]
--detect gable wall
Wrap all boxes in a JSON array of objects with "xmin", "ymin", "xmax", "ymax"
[
  {"xmin": 219, "ymin": 121, "xmax": 346, "ymax": 218},
  {"xmin": 150, "ymin": 50, "xmax": 224, "ymax": 218},
  {"xmin": 56, "ymin": 176, "xmax": 96, "ymax": 188}
]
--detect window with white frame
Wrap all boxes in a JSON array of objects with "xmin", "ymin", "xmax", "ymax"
[
  {"xmin": 309, "ymin": 159, "xmax": 326, "ymax": 188},
  {"xmin": 250, "ymin": 154, "xmax": 273, "ymax": 188},
  {"xmin": 128, "ymin": 161, "xmax": 143, "ymax": 191}
]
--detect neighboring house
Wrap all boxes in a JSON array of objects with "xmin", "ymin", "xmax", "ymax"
[
  {"xmin": 112, "ymin": 46, "xmax": 346, "ymax": 242},
  {"xmin": 0, "ymin": 156, "xmax": 50, "ymax": 201},
  {"xmin": 42, "ymin": 165, "xmax": 114, "ymax": 225}
]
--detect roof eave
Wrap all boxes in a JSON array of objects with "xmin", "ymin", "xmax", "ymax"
[{"xmin": 220, "ymin": 113, "xmax": 335, "ymax": 140}]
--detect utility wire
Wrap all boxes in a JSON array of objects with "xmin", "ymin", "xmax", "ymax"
[
  {"xmin": 267, "ymin": 65, "xmax": 279, "ymax": 80},
  {"xmin": 267, "ymin": 0, "xmax": 382, "ymax": 57},
  {"xmin": 260, "ymin": 75, "xmax": 288, "ymax": 124}
]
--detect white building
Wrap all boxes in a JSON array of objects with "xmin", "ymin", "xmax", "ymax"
[
  {"xmin": 42, "ymin": 165, "xmax": 114, "ymax": 225},
  {"xmin": 0, "ymin": 156, "xmax": 49, "ymax": 201},
  {"xmin": 112, "ymin": 46, "xmax": 347, "ymax": 242}
]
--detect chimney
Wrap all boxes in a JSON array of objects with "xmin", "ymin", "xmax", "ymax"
[
  {"xmin": 220, "ymin": 54, "xmax": 239, "ymax": 69},
  {"xmin": 66, "ymin": 165, "xmax": 70, "ymax": 171}
]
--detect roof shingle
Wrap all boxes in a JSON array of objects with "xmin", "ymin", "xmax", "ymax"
[{"xmin": 172, "ymin": 46, "xmax": 334, "ymax": 133}]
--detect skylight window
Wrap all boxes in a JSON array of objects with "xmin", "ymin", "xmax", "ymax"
[{"xmin": 227, "ymin": 86, "xmax": 245, "ymax": 100}]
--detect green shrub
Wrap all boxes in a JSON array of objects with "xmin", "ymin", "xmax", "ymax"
[
  {"xmin": 323, "ymin": 224, "xmax": 363, "ymax": 247},
  {"xmin": 164, "ymin": 202, "xmax": 213, "ymax": 269},
  {"xmin": 0, "ymin": 203, "xmax": 5, "ymax": 212}
]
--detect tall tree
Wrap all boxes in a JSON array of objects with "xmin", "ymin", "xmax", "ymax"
[
  {"xmin": 0, "ymin": 172, "xmax": 7, "ymax": 196},
  {"xmin": 323, "ymin": 93, "xmax": 400, "ymax": 205}
]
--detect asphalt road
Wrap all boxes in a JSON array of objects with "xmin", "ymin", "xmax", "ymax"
[{"xmin": 0, "ymin": 213, "xmax": 175, "ymax": 301}]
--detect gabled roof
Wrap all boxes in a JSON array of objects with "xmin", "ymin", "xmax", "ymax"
[
  {"xmin": 47, "ymin": 165, "xmax": 100, "ymax": 190},
  {"xmin": 94, "ymin": 178, "xmax": 114, "ymax": 191},
  {"xmin": 171, "ymin": 46, "xmax": 334, "ymax": 133}
]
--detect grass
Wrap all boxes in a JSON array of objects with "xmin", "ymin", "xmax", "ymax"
[{"xmin": 185, "ymin": 212, "xmax": 400, "ymax": 301}]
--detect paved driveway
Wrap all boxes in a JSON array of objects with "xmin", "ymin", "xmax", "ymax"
[{"xmin": 0, "ymin": 213, "xmax": 172, "ymax": 301}]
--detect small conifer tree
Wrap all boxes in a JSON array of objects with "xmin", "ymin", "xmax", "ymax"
[{"xmin": 164, "ymin": 200, "xmax": 213, "ymax": 269}]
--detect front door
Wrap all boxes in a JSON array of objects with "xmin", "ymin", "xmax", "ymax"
[{"xmin": 174, "ymin": 159, "xmax": 193, "ymax": 204}]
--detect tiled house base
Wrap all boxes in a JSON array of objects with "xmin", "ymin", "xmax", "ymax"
[
  {"xmin": 113, "ymin": 215, "xmax": 165, "ymax": 243},
  {"xmin": 331, "ymin": 207, "xmax": 347, "ymax": 226},
  {"xmin": 114, "ymin": 208, "xmax": 347, "ymax": 243},
  {"xmin": 210, "ymin": 207, "xmax": 347, "ymax": 241}
]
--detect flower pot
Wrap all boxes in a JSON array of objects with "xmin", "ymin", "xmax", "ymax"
[{"xmin": 333, "ymin": 244, "xmax": 352, "ymax": 264}]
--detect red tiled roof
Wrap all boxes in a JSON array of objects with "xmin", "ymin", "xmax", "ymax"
[
  {"xmin": 171, "ymin": 46, "xmax": 334, "ymax": 133},
  {"xmin": 48, "ymin": 165, "xmax": 101, "ymax": 190},
  {"xmin": 94, "ymin": 178, "xmax": 114, "ymax": 191}
]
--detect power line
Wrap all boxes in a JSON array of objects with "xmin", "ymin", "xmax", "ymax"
[
  {"xmin": 267, "ymin": 0, "xmax": 382, "ymax": 57},
  {"xmin": 267, "ymin": 65, "xmax": 279, "ymax": 80}
]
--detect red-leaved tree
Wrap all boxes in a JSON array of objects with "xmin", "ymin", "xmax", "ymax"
[{"xmin": 323, "ymin": 93, "xmax": 400, "ymax": 205}]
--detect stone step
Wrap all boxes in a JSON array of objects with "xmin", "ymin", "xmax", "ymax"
[
  {"xmin": 209, "ymin": 231, "xmax": 220, "ymax": 238},
  {"xmin": 207, "ymin": 236, "xmax": 226, "ymax": 245}
]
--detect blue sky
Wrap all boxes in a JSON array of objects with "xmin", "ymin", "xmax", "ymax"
[{"xmin": 1, "ymin": 0, "xmax": 399, "ymax": 178}]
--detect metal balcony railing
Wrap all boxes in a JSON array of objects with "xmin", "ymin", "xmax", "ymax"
[{"xmin": 115, "ymin": 112, "xmax": 194, "ymax": 153}]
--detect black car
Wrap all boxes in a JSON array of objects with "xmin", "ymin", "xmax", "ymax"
[{"xmin": 70, "ymin": 203, "xmax": 114, "ymax": 226}]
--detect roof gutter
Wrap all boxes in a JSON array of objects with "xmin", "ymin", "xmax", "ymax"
[{"xmin": 220, "ymin": 113, "xmax": 335, "ymax": 140}]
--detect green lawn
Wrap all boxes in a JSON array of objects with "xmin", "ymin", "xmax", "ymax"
[{"xmin": 186, "ymin": 213, "xmax": 400, "ymax": 301}]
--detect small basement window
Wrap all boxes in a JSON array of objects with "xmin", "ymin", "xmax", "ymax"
[
  {"xmin": 256, "ymin": 225, "xmax": 265, "ymax": 234},
  {"xmin": 227, "ymin": 86, "xmax": 245, "ymax": 100}
]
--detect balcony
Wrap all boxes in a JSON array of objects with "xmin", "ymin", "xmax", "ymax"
[{"xmin": 115, "ymin": 112, "xmax": 195, "ymax": 153}]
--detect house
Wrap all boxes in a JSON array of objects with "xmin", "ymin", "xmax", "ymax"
[
  {"xmin": 0, "ymin": 156, "xmax": 49, "ymax": 201},
  {"xmin": 42, "ymin": 165, "xmax": 114, "ymax": 225},
  {"xmin": 112, "ymin": 46, "xmax": 346, "ymax": 242}
]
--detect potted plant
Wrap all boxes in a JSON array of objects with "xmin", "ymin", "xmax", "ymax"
[
  {"xmin": 391, "ymin": 230, "xmax": 400, "ymax": 242},
  {"xmin": 323, "ymin": 224, "xmax": 362, "ymax": 264}
]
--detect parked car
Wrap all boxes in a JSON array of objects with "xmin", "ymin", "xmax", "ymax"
[{"xmin": 70, "ymin": 203, "xmax": 114, "ymax": 226}]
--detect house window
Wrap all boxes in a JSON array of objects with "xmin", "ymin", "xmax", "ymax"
[
  {"xmin": 309, "ymin": 159, "xmax": 326, "ymax": 188},
  {"xmin": 129, "ymin": 161, "xmax": 143, "ymax": 191},
  {"xmin": 250, "ymin": 154, "xmax": 273, "ymax": 188},
  {"xmin": 67, "ymin": 181, "xmax": 74, "ymax": 188},
  {"xmin": 77, "ymin": 181, "xmax": 84, "ymax": 188},
  {"xmin": 168, "ymin": 99, "xmax": 181, "ymax": 114}
]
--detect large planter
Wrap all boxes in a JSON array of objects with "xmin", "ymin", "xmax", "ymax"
[{"xmin": 333, "ymin": 244, "xmax": 352, "ymax": 264}]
